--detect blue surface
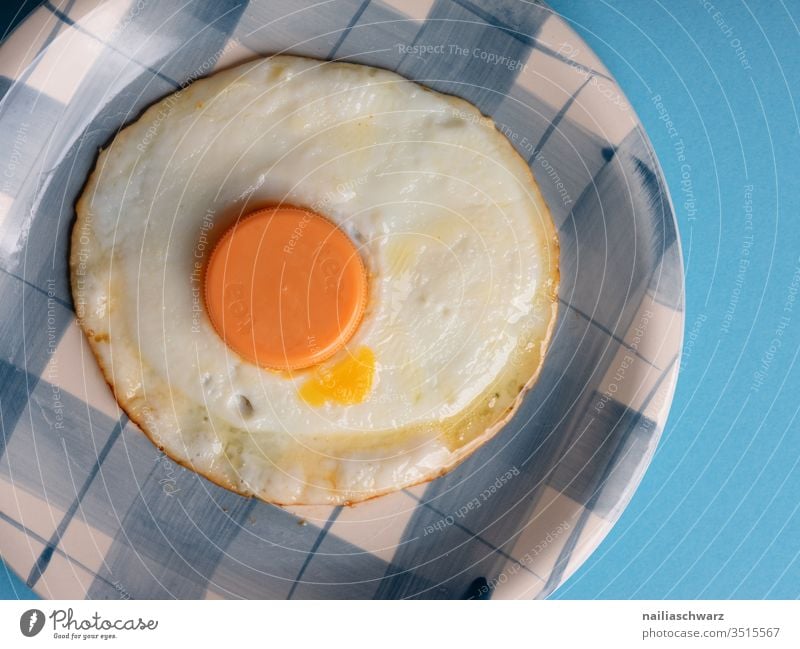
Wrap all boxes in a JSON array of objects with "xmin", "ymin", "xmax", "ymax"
[
  {"xmin": 1, "ymin": 562, "xmax": 36, "ymax": 600},
  {"xmin": 1, "ymin": 0, "xmax": 798, "ymax": 599},
  {"xmin": 549, "ymin": 0, "xmax": 800, "ymax": 599}
]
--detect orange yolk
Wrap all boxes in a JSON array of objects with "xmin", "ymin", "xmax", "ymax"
[{"xmin": 204, "ymin": 206, "xmax": 368, "ymax": 372}]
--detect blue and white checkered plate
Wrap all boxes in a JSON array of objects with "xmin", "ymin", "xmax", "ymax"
[{"xmin": 0, "ymin": 0, "xmax": 683, "ymax": 599}]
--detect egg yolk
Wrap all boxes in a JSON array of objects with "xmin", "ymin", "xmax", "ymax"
[
  {"xmin": 203, "ymin": 206, "xmax": 367, "ymax": 371},
  {"xmin": 299, "ymin": 346, "xmax": 375, "ymax": 406}
]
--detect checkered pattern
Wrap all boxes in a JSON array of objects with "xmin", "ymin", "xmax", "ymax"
[{"xmin": 0, "ymin": 0, "xmax": 683, "ymax": 599}]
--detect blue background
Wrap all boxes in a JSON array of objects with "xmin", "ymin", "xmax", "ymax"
[{"xmin": 2, "ymin": 0, "xmax": 799, "ymax": 599}]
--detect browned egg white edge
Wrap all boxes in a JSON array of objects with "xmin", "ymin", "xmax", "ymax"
[{"xmin": 69, "ymin": 55, "xmax": 560, "ymax": 508}]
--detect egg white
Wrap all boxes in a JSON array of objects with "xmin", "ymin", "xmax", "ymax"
[{"xmin": 71, "ymin": 55, "xmax": 559, "ymax": 505}]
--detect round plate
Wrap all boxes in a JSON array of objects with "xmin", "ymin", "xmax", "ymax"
[{"xmin": 0, "ymin": 0, "xmax": 683, "ymax": 599}]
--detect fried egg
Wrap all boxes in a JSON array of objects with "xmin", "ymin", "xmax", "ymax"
[{"xmin": 71, "ymin": 55, "xmax": 559, "ymax": 505}]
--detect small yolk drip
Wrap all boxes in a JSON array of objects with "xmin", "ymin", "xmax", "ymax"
[{"xmin": 299, "ymin": 347, "xmax": 375, "ymax": 406}]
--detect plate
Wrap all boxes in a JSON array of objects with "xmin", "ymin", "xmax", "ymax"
[{"xmin": 0, "ymin": 0, "xmax": 683, "ymax": 599}]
